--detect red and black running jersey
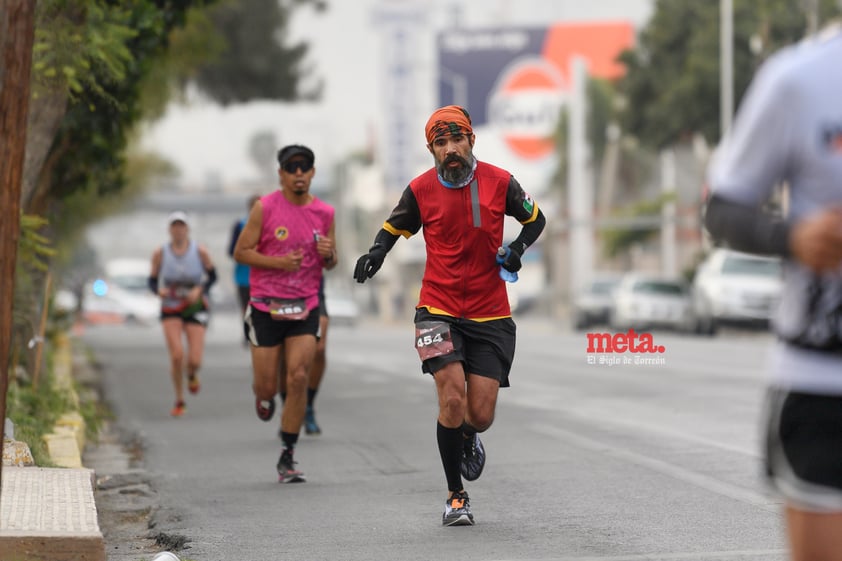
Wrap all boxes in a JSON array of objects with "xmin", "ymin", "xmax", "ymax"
[{"xmin": 383, "ymin": 161, "xmax": 539, "ymax": 320}]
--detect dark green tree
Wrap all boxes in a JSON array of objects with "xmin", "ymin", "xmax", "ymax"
[
  {"xmin": 617, "ymin": 0, "xmax": 841, "ymax": 148},
  {"xmin": 194, "ymin": 0, "xmax": 326, "ymax": 104}
]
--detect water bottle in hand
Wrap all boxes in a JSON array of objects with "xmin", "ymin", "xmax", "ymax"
[{"xmin": 496, "ymin": 247, "xmax": 519, "ymax": 282}]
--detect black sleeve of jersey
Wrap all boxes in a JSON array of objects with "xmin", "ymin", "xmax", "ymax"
[
  {"xmin": 228, "ymin": 221, "xmax": 243, "ymax": 257},
  {"xmin": 505, "ymin": 176, "xmax": 539, "ymax": 224},
  {"xmin": 384, "ymin": 186, "xmax": 422, "ymax": 237},
  {"xmin": 510, "ymin": 209, "xmax": 546, "ymax": 256},
  {"xmin": 704, "ymin": 194, "xmax": 791, "ymax": 257}
]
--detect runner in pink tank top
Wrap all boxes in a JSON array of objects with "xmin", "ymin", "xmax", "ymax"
[
  {"xmin": 232, "ymin": 144, "xmax": 338, "ymax": 483},
  {"xmin": 249, "ymin": 189, "xmax": 333, "ymax": 313}
]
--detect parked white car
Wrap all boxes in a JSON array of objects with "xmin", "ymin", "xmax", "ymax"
[
  {"xmin": 82, "ymin": 259, "xmax": 159, "ymax": 325},
  {"xmin": 691, "ymin": 248, "xmax": 782, "ymax": 334},
  {"xmin": 610, "ymin": 273, "xmax": 692, "ymax": 332},
  {"xmin": 571, "ymin": 274, "xmax": 623, "ymax": 330}
]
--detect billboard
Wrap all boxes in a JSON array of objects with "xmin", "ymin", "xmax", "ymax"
[{"xmin": 437, "ymin": 22, "xmax": 634, "ymax": 191}]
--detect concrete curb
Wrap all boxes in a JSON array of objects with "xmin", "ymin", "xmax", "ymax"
[{"xmin": 0, "ymin": 334, "xmax": 105, "ymax": 561}]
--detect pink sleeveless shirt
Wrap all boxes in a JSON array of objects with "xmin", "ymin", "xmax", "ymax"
[{"xmin": 249, "ymin": 190, "xmax": 334, "ymax": 313}]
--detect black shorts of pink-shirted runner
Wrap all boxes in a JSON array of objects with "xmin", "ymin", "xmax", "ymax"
[{"xmin": 244, "ymin": 305, "xmax": 319, "ymax": 347}]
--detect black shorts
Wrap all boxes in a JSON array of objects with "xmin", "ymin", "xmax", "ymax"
[
  {"xmin": 413, "ymin": 308, "xmax": 516, "ymax": 387},
  {"xmin": 244, "ymin": 305, "xmax": 319, "ymax": 347},
  {"xmin": 764, "ymin": 387, "xmax": 842, "ymax": 511}
]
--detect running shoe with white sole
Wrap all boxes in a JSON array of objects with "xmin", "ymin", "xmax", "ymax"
[
  {"xmin": 461, "ymin": 433, "xmax": 485, "ymax": 481},
  {"xmin": 442, "ymin": 491, "xmax": 474, "ymax": 526},
  {"xmin": 277, "ymin": 450, "xmax": 306, "ymax": 483}
]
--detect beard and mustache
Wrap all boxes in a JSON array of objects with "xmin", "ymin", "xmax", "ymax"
[{"xmin": 436, "ymin": 152, "xmax": 475, "ymax": 185}]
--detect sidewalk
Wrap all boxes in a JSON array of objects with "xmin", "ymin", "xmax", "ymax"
[
  {"xmin": 0, "ymin": 467, "xmax": 104, "ymax": 561},
  {"xmin": 0, "ymin": 334, "xmax": 106, "ymax": 561}
]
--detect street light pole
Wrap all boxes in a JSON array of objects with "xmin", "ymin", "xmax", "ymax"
[{"xmin": 720, "ymin": 0, "xmax": 734, "ymax": 138}]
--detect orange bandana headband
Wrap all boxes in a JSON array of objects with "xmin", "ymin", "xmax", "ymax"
[{"xmin": 425, "ymin": 105, "xmax": 473, "ymax": 145}]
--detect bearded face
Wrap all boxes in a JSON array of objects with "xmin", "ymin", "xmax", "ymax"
[{"xmin": 435, "ymin": 149, "xmax": 474, "ymax": 185}]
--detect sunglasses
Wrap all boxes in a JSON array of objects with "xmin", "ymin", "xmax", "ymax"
[{"xmin": 281, "ymin": 160, "xmax": 313, "ymax": 173}]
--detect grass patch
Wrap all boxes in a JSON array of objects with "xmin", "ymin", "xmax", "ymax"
[
  {"xmin": 6, "ymin": 337, "xmax": 114, "ymax": 466},
  {"xmin": 6, "ymin": 369, "xmax": 74, "ymax": 467}
]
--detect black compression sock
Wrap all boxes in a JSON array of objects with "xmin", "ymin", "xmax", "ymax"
[
  {"xmin": 307, "ymin": 387, "xmax": 317, "ymax": 407},
  {"xmin": 280, "ymin": 431, "xmax": 299, "ymax": 451},
  {"xmin": 437, "ymin": 422, "xmax": 464, "ymax": 493}
]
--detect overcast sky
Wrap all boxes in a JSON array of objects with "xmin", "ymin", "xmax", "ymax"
[{"xmin": 139, "ymin": 0, "xmax": 654, "ymax": 190}]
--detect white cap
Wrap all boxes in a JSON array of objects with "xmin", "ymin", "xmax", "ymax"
[{"xmin": 167, "ymin": 211, "xmax": 189, "ymax": 227}]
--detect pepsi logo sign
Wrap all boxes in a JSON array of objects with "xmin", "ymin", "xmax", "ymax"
[{"xmin": 487, "ymin": 57, "xmax": 566, "ymax": 160}]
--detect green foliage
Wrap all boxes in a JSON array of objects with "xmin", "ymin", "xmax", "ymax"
[
  {"xmin": 45, "ymin": 1, "xmax": 203, "ymax": 207},
  {"xmin": 138, "ymin": 5, "xmax": 227, "ymax": 119},
  {"xmin": 602, "ymin": 192, "xmax": 676, "ymax": 257},
  {"xmin": 193, "ymin": 0, "xmax": 326, "ymax": 104},
  {"xmin": 18, "ymin": 214, "xmax": 57, "ymax": 272},
  {"xmin": 617, "ymin": 0, "xmax": 842, "ymax": 148},
  {"xmin": 12, "ymin": 215, "xmax": 56, "ymax": 370},
  {"xmin": 6, "ymin": 362, "xmax": 73, "ymax": 467},
  {"xmin": 32, "ymin": 1, "xmax": 139, "ymax": 101},
  {"xmin": 6, "ymin": 347, "xmax": 106, "ymax": 465}
]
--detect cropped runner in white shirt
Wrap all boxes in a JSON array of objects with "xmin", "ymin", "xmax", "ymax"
[{"xmin": 706, "ymin": 22, "xmax": 842, "ymax": 561}]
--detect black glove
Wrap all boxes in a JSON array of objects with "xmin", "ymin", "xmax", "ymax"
[
  {"xmin": 500, "ymin": 244, "xmax": 523, "ymax": 273},
  {"xmin": 354, "ymin": 245, "xmax": 387, "ymax": 283}
]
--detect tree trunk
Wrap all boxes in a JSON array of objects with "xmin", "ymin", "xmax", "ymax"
[
  {"xmin": 20, "ymin": 90, "xmax": 69, "ymax": 210},
  {"xmin": 0, "ymin": 0, "xmax": 37, "ymax": 494}
]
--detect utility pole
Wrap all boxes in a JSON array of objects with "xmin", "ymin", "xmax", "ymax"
[
  {"xmin": 0, "ymin": 0, "xmax": 37, "ymax": 494},
  {"xmin": 567, "ymin": 57, "xmax": 593, "ymax": 308},
  {"xmin": 720, "ymin": 0, "xmax": 734, "ymax": 138}
]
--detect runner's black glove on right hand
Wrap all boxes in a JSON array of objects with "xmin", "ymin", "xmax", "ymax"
[
  {"xmin": 500, "ymin": 243, "xmax": 523, "ymax": 273},
  {"xmin": 354, "ymin": 245, "xmax": 387, "ymax": 283}
]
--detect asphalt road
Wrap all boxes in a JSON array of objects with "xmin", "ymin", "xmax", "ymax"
[{"xmin": 82, "ymin": 313, "xmax": 788, "ymax": 561}]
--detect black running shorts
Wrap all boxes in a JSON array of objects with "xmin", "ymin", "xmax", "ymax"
[
  {"xmin": 764, "ymin": 387, "xmax": 842, "ymax": 511},
  {"xmin": 413, "ymin": 307, "xmax": 516, "ymax": 387},
  {"xmin": 244, "ymin": 305, "xmax": 319, "ymax": 347}
]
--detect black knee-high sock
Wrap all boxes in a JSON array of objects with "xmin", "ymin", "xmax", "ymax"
[
  {"xmin": 437, "ymin": 422, "xmax": 463, "ymax": 493},
  {"xmin": 307, "ymin": 387, "xmax": 317, "ymax": 407},
  {"xmin": 280, "ymin": 431, "xmax": 298, "ymax": 452}
]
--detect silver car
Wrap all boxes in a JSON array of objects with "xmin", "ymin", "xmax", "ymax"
[
  {"xmin": 572, "ymin": 274, "xmax": 622, "ymax": 330},
  {"xmin": 610, "ymin": 273, "xmax": 692, "ymax": 332},
  {"xmin": 691, "ymin": 248, "xmax": 782, "ymax": 334}
]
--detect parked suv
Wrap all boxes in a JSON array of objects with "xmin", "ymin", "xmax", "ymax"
[{"xmin": 691, "ymin": 248, "xmax": 783, "ymax": 334}]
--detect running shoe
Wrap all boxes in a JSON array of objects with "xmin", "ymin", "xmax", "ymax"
[
  {"xmin": 276, "ymin": 449, "xmax": 306, "ymax": 483},
  {"xmin": 442, "ymin": 491, "xmax": 474, "ymax": 526},
  {"xmin": 461, "ymin": 433, "xmax": 486, "ymax": 481},
  {"xmin": 170, "ymin": 401, "xmax": 186, "ymax": 417},
  {"xmin": 256, "ymin": 397, "xmax": 275, "ymax": 422},
  {"xmin": 187, "ymin": 375, "xmax": 201, "ymax": 395},
  {"xmin": 304, "ymin": 405, "xmax": 321, "ymax": 435}
]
